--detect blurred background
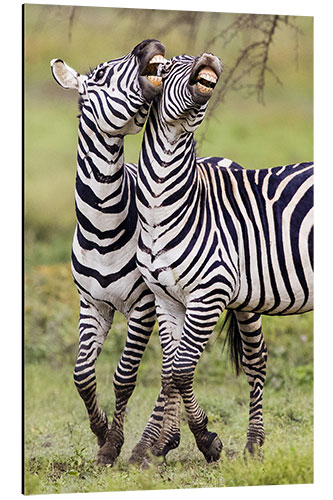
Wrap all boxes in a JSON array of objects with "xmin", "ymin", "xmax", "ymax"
[{"xmin": 24, "ymin": 4, "xmax": 313, "ymax": 494}]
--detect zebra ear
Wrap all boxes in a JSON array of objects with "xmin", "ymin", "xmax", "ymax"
[{"xmin": 50, "ymin": 59, "xmax": 87, "ymax": 92}]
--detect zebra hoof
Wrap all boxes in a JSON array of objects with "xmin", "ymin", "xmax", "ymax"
[
  {"xmin": 152, "ymin": 432, "xmax": 181, "ymax": 458},
  {"xmin": 90, "ymin": 422, "xmax": 109, "ymax": 447},
  {"xmin": 128, "ymin": 444, "xmax": 151, "ymax": 467},
  {"xmin": 244, "ymin": 427, "xmax": 265, "ymax": 459},
  {"xmin": 243, "ymin": 441, "xmax": 264, "ymax": 460},
  {"xmin": 199, "ymin": 432, "xmax": 223, "ymax": 463},
  {"xmin": 96, "ymin": 440, "xmax": 122, "ymax": 466},
  {"xmin": 161, "ymin": 432, "xmax": 181, "ymax": 457}
]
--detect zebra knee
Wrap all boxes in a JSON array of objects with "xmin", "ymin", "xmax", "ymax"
[
  {"xmin": 73, "ymin": 363, "xmax": 83, "ymax": 391},
  {"xmin": 73, "ymin": 341, "xmax": 102, "ymax": 392},
  {"xmin": 252, "ymin": 341, "xmax": 268, "ymax": 371},
  {"xmin": 112, "ymin": 370, "xmax": 136, "ymax": 401},
  {"xmin": 242, "ymin": 338, "xmax": 267, "ymax": 370},
  {"xmin": 171, "ymin": 360, "xmax": 196, "ymax": 393},
  {"xmin": 73, "ymin": 368, "xmax": 95, "ymax": 400},
  {"xmin": 160, "ymin": 373, "xmax": 174, "ymax": 397}
]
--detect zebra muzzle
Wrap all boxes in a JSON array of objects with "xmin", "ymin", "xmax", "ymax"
[
  {"xmin": 195, "ymin": 67, "xmax": 218, "ymax": 93},
  {"xmin": 189, "ymin": 53, "xmax": 222, "ymax": 103},
  {"xmin": 142, "ymin": 54, "xmax": 167, "ymax": 87}
]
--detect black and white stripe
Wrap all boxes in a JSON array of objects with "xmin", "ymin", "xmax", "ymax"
[{"xmin": 135, "ymin": 53, "xmax": 313, "ymax": 462}]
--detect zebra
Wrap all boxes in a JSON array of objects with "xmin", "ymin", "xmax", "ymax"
[
  {"xmin": 50, "ymin": 39, "xmax": 169, "ymax": 466},
  {"xmin": 134, "ymin": 52, "xmax": 313, "ymax": 463}
]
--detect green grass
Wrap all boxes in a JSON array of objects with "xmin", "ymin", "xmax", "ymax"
[
  {"xmin": 24, "ymin": 362, "xmax": 313, "ymax": 494},
  {"xmin": 24, "ymin": 264, "xmax": 313, "ymax": 494}
]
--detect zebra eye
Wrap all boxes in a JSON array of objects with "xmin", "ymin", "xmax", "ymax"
[{"xmin": 95, "ymin": 68, "xmax": 106, "ymax": 81}]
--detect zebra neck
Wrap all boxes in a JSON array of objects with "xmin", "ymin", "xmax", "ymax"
[
  {"xmin": 75, "ymin": 111, "xmax": 136, "ymax": 238},
  {"xmin": 77, "ymin": 110, "xmax": 126, "ymax": 201},
  {"xmin": 138, "ymin": 111, "xmax": 198, "ymax": 219}
]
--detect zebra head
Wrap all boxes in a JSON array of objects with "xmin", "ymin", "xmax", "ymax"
[
  {"xmin": 158, "ymin": 52, "xmax": 222, "ymax": 133},
  {"xmin": 50, "ymin": 39, "xmax": 166, "ymax": 135}
]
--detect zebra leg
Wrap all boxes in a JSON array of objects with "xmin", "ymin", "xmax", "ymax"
[
  {"xmin": 158, "ymin": 309, "xmax": 223, "ymax": 463},
  {"xmin": 149, "ymin": 306, "xmax": 186, "ymax": 459},
  {"xmin": 173, "ymin": 356, "xmax": 223, "ymax": 463},
  {"xmin": 150, "ymin": 375, "xmax": 182, "ymax": 459},
  {"xmin": 130, "ymin": 306, "xmax": 185, "ymax": 463},
  {"xmin": 73, "ymin": 299, "xmax": 113, "ymax": 448},
  {"xmin": 97, "ymin": 297, "xmax": 156, "ymax": 465},
  {"xmin": 234, "ymin": 311, "xmax": 267, "ymax": 455},
  {"xmin": 131, "ymin": 381, "xmax": 180, "ymax": 464},
  {"xmin": 129, "ymin": 388, "xmax": 167, "ymax": 465}
]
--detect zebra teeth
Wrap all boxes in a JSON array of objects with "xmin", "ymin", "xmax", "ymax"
[
  {"xmin": 194, "ymin": 66, "xmax": 218, "ymax": 94},
  {"xmin": 142, "ymin": 54, "xmax": 167, "ymax": 83},
  {"xmin": 197, "ymin": 73, "xmax": 217, "ymax": 84},
  {"xmin": 147, "ymin": 75, "xmax": 162, "ymax": 86},
  {"xmin": 148, "ymin": 55, "xmax": 167, "ymax": 65},
  {"xmin": 196, "ymin": 81, "xmax": 213, "ymax": 93}
]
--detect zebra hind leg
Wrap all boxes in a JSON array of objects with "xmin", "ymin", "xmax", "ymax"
[
  {"xmin": 232, "ymin": 311, "xmax": 267, "ymax": 456},
  {"xmin": 73, "ymin": 300, "xmax": 113, "ymax": 450},
  {"xmin": 97, "ymin": 298, "xmax": 156, "ymax": 466}
]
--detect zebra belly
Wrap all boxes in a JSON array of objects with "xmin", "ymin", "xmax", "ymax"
[
  {"xmin": 228, "ymin": 200, "xmax": 313, "ymax": 315},
  {"xmin": 230, "ymin": 270, "xmax": 313, "ymax": 315}
]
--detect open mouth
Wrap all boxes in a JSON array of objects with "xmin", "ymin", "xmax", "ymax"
[
  {"xmin": 194, "ymin": 66, "xmax": 218, "ymax": 94},
  {"xmin": 141, "ymin": 54, "xmax": 166, "ymax": 87},
  {"xmin": 188, "ymin": 54, "xmax": 222, "ymax": 103}
]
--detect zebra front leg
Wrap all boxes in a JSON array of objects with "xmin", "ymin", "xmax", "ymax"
[
  {"xmin": 131, "ymin": 355, "xmax": 182, "ymax": 464},
  {"xmin": 149, "ymin": 306, "xmax": 186, "ymax": 460},
  {"xmin": 129, "ymin": 388, "xmax": 167, "ymax": 465},
  {"xmin": 130, "ymin": 387, "xmax": 183, "ymax": 466},
  {"xmin": 73, "ymin": 300, "xmax": 113, "ymax": 448},
  {"xmin": 130, "ymin": 307, "xmax": 184, "ymax": 464},
  {"xmin": 97, "ymin": 297, "xmax": 156, "ymax": 465},
  {"xmin": 130, "ymin": 385, "xmax": 182, "ymax": 465},
  {"xmin": 234, "ymin": 311, "xmax": 267, "ymax": 456},
  {"xmin": 150, "ymin": 376, "xmax": 181, "ymax": 459},
  {"xmin": 172, "ymin": 309, "xmax": 223, "ymax": 463}
]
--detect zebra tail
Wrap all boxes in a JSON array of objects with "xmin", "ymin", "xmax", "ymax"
[{"xmin": 220, "ymin": 310, "xmax": 243, "ymax": 376}]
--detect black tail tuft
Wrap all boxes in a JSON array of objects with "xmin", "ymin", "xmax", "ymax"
[{"xmin": 220, "ymin": 311, "xmax": 243, "ymax": 376}]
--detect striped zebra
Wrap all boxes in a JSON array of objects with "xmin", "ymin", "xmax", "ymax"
[
  {"xmin": 134, "ymin": 53, "xmax": 313, "ymax": 463},
  {"xmin": 50, "ymin": 39, "xmax": 168, "ymax": 466}
]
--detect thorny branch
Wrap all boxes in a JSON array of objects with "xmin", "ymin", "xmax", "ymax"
[
  {"xmin": 197, "ymin": 15, "xmax": 300, "ymax": 148},
  {"xmin": 256, "ymin": 15, "xmax": 279, "ymax": 103}
]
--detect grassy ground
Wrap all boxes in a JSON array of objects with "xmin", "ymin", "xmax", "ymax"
[
  {"xmin": 24, "ymin": 5, "xmax": 313, "ymax": 495},
  {"xmin": 24, "ymin": 265, "xmax": 313, "ymax": 494}
]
